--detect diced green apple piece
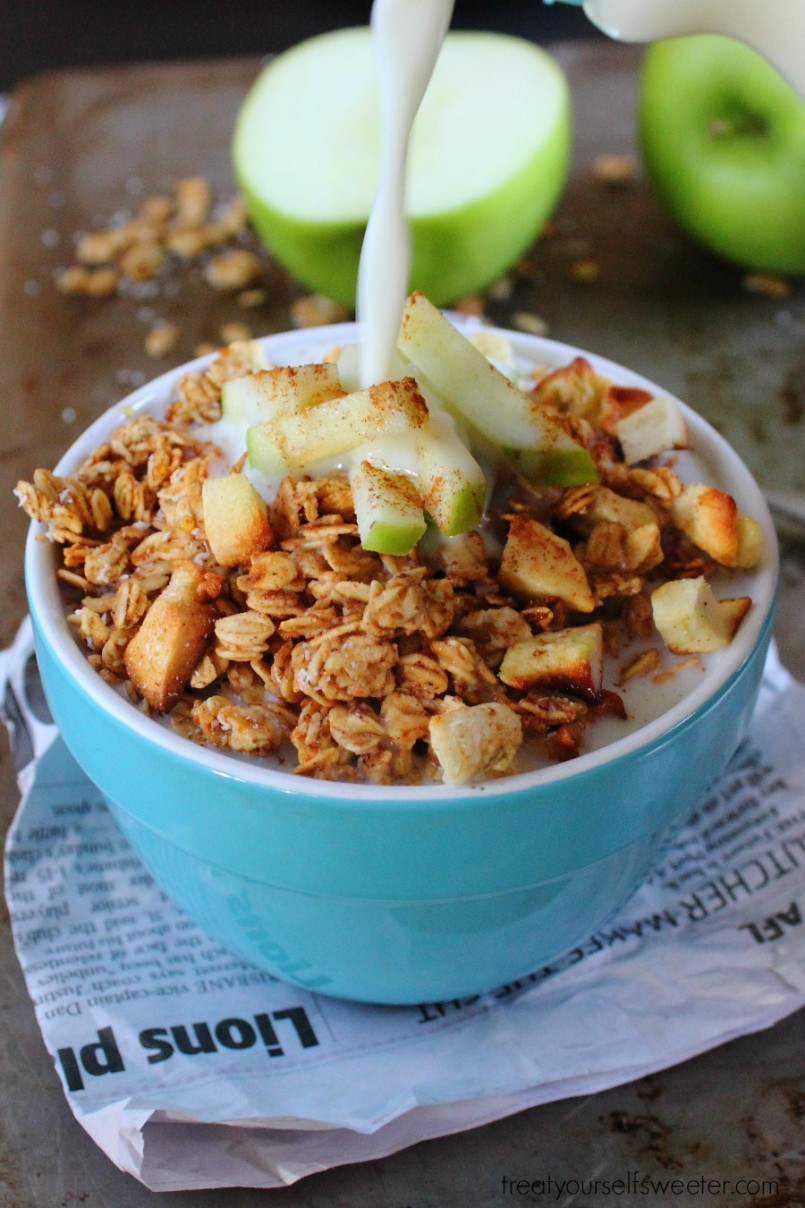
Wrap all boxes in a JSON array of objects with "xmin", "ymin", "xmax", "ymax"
[
  {"xmin": 222, "ymin": 363, "xmax": 343, "ymax": 424},
  {"xmin": 503, "ymin": 443, "xmax": 598, "ymax": 488},
  {"xmin": 398, "ymin": 292, "xmax": 597, "ymax": 486},
  {"xmin": 245, "ymin": 424, "xmax": 289, "ymax": 478},
  {"xmin": 220, "ymin": 377, "xmax": 252, "ymax": 425},
  {"xmin": 350, "ymin": 460, "xmax": 426, "ymax": 555},
  {"xmin": 255, "ymin": 376, "xmax": 428, "ymax": 468},
  {"xmin": 416, "ymin": 412, "xmax": 487, "ymax": 536}
]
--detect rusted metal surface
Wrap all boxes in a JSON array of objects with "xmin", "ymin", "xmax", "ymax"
[{"xmin": 0, "ymin": 45, "xmax": 803, "ymax": 1207}]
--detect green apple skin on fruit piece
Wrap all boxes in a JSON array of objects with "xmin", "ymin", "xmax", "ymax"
[
  {"xmin": 350, "ymin": 461, "xmax": 427, "ymax": 556},
  {"xmin": 233, "ymin": 29, "xmax": 571, "ymax": 307},
  {"xmin": 257, "ymin": 377, "xmax": 428, "ymax": 468},
  {"xmin": 246, "ymin": 423, "xmax": 288, "ymax": 478},
  {"xmin": 222, "ymin": 363, "xmax": 343, "ymax": 425},
  {"xmin": 399, "ymin": 292, "xmax": 597, "ymax": 487},
  {"xmin": 639, "ymin": 36, "xmax": 805, "ymax": 275},
  {"xmin": 502, "ymin": 445, "xmax": 598, "ymax": 488},
  {"xmin": 416, "ymin": 413, "xmax": 486, "ymax": 536}
]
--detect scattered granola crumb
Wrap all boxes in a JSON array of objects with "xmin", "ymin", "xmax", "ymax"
[
  {"xmin": 486, "ymin": 275, "xmax": 514, "ymax": 302},
  {"xmin": 453, "ymin": 295, "xmax": 486, "ymax": 316},
  {"xmin": 653, "ymin": 655, "xmax": 705, "ymax": 684},
  {"xmin": 742, "ymin": 272, "xmax": 792, "ymax": 300},
  {"xmin": 175, "ymin": 176, "xmax": 212, "ymax": 227},
  {"xmin": 237, "ymin": 288, "xmax": 267, "ymax": 309},
  {"xmin": 144, "ymin": 322, "xmax": 180, "ymax": 358},
  {"xmin": 570, "ymin": 257, "xmax": 602, "ymax": 284},
  {"xmin": 219, "ymin": 320, "xmax": 254, "ymax": 344},
  {"xmin": 204, "ymin": 249, "xmax": 263, "ymax": 291},
  {"xmin": 617, "ymin": 647, "xmax": 661, "ymax": 685},
  {"xmin": 290, "ymin": 294, "xmax": 350, "ymax": 329},
  {"xmin": 56, "ymin": 265, "xmax": 120, "ymax": 297},
  {"xmin": 512, "ymin": 311, "xmax": 550, "ymax": 337},
  {"xmin": 593, "ymin": 153, "xmax": 636, "ymax": 187}
]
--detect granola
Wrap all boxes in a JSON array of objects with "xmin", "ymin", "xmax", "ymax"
[
  {"xmin": 16, "ymin": 333, "xmax": 762, "ymax": 786},
  {"xmin": 57, "ymin": 179, "xmax": 250, "ymax": 298}
]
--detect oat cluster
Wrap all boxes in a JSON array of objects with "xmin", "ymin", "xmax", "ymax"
[
  {"xmin": 55, "ymin": 177, "xmax": 258, "ymax": 299},
  {"xmin": 16, "ymin": 344, "xmax": 757, "ymax": 786}
]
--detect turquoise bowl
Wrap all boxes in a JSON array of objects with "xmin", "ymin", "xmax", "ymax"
[{"xmin": 24, "ymin": 324, "xmax": 779, "ymax": 1004}]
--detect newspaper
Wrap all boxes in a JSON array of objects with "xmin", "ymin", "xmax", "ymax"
[{"xmin": 2, "ymin": 618, "xmax": 804, "ymax": 1192}]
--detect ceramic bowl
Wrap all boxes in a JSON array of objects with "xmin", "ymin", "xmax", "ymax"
[{"xmin": 24, "ymin": 322, "xmax": 779, "ymax": 1004}]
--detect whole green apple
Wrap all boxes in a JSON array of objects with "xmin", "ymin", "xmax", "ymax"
[
  {"xmin": 639, "ymin": 35, "xmax": 805, "ymax": 276},
  {"xmin": 233, "ymin": 29, "xmax": 570, "ymax": 307}
]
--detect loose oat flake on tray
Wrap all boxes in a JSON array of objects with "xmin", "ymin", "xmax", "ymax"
[{"xmin": 15, "ymin": 298, "xmax": 763, "ymax": 785}]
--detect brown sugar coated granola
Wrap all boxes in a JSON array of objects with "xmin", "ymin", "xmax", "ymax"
[{"xmin": 16, "ymin": 338, "xmax": 762, "ymax": 785}]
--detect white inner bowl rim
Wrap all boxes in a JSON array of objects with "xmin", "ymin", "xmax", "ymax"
[{"xmin": 25, "ymin": 319, "xmax": 780, "ymax": 805}]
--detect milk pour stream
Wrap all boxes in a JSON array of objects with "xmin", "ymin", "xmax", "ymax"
[
  {"xmin": 356, "ymin": 0, "xmax": 805, "ymax": 390},
  {"xmin": 356, "ymin": 0, "xmax": 455, "ymax": 388}
]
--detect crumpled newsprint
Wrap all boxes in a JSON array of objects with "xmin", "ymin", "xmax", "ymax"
[{"xmin": 2, "ymin": 619, "xmax": 804, "ymax": 1191}]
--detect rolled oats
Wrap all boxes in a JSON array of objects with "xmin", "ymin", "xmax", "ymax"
[
  {"xmin": 328, "ymin": 701, "xmax": 386, "ymax": 755},
  {"xmin": 18, "ymin": 328, "xmax": 761, "ymax": 786},
  {"xmin": 144, "ymin": 322, "xmax": 180, "ymax": 358},
  {"xmin": 58, "ymin": 178, "xmax": 253, "ymax": 297},
  {"xmin": 214, "ymin": 610, "xmax": 276, "ymax": 661},
  {"xmin": 191, "ymin": 696, "xmax": 294, "ymax": 754},
  {"xmin": 204, "ymin": 249, "xmax": 263, "ymax": 291}
]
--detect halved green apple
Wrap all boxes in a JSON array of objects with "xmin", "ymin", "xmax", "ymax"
[
  {"xmin": 233, "ymin": 29, "xmax": 571, "ymax": 306},
  {"xmin": 639, "ymin": 36, "xmax": 805, "ymax": 276}
]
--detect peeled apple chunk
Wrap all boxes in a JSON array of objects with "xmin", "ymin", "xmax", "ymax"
[
  {"xmin": 233, "ymin": 29, "xmax": 571, "ymax": 305},
  {"xmin": 499, "ymin": 623, "xmax": 604, "ymax": 700},
  {"xmin": 201, "ymin": 474, "xmax": 272, "ymax": 567},
  {"xmin": 429, "ymin": 702, "xmax": 523, "ymax": 784},
  {"xmin": 651, "ymin": 577, "xmax": 751, "ymax": 654}
]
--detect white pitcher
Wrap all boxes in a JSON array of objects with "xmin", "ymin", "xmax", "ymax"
[{"xmin": 548, "ymin": 0, "xmax": 805, "ymax": 95}]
